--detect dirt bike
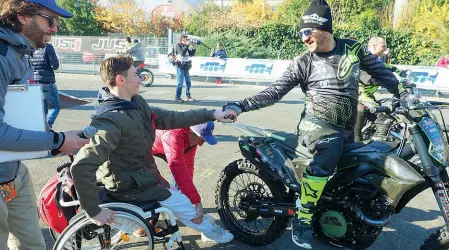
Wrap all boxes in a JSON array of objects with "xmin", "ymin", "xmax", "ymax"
[
  {"xmin": 359, "ymin": 70, "xmax": 417, "ymax": 141},
  {"xmin": 215, "ymin": 96, "xmax": 449, "ymax": 249},
  {"xmin": 116, "ymin": 52, "xmax": 154, "ymax": 87}
]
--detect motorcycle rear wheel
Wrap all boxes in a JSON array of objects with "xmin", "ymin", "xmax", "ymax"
[
  {"xmin": 215, "ymin": 159, "xmax": 291, "ymax": 246},
  {"xmin": 421, "ymin": 225, "xmax": 449, "ymax": 250}
]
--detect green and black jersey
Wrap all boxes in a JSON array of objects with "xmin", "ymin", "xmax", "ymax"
[{"xmin": 239, "ymin": 38, "xmax": 399, "ymax": 130}]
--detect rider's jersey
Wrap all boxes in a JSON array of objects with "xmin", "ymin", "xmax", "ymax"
[{"xmin": 239, "ymin": 38, "xmax": 399, "ymax": 130}]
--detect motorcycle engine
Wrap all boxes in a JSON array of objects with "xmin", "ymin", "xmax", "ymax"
[{"xmin": 312, "ymin": 181, "xmax": 388, "ymax": 249}]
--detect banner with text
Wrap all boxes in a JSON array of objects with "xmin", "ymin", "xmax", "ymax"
[{"xmin": 159, "ymin": 55, "xmax": 449, "ymax": 91}]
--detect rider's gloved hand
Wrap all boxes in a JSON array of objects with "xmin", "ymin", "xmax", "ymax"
[{"xmin": 222, "ymin": 102, "xmax": 245, "ymax": 116}]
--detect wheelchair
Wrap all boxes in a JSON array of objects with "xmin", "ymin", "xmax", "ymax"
[{"xmin": 50, "ymin": 162, "xmax": 185, "ymax": 250}]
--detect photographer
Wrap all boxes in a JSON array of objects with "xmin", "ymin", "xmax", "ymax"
[{"xmin": 174, "ymin": 35, "xmax": 196, "ymax": 103}]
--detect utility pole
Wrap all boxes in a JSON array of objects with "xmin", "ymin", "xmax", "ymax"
[{"xmin": 393, "ymin": 0, "xmax": 410, "ymax": 29}]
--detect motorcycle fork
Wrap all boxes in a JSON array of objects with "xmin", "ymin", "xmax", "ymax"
[{"xmin": 410, "ymin": 125, "xmax": 449, "ymax": 224}]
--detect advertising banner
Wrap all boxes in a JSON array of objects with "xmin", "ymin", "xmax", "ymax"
[{"xmin": 159, "ymin": 54, "xmax": 449, "ymax": 91}]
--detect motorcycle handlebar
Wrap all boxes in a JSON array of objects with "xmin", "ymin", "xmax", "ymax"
[{"xmin": 369, "ymin": 106, "xmax": 391, "ymax": 114}]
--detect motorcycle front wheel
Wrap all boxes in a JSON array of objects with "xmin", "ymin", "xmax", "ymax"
[
  {"xmin": 215, "ymin": 159, "xmax": 291, "ymax": 246},
  {"xmin": 138, "ymin": 68, "xmax": 154, "ymax": 87}
]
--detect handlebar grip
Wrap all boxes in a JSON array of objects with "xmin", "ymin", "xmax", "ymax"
[{"xmin": 369, "ymin": 106, "xmax": 391, "ymax": 114}]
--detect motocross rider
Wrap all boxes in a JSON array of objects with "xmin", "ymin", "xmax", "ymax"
[
  {"xmin": 354, "ymin": 37, "xmax": 408, "ymax": 141},
  {"xmin": 222, "ymin": 0, "xmax": 400, "ymax": 248}
]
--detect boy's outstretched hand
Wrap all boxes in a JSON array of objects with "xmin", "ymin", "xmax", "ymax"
[{"xmin": 213, "ymin": 109, "xmax": 238, "ymax": 123}]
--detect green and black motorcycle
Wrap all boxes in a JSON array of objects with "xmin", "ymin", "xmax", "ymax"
[{"xmin": 215, "ymin": 94, "xmax": 449, "ymax": 249}]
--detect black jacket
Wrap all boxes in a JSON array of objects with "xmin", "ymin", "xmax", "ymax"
[
  {"xmin": 239, "ymin": 38, "xmax": 399, "ymax": 130},
  {"xmin": 30, "ymin": 43, "xmax": 59, "ymax": 83}
]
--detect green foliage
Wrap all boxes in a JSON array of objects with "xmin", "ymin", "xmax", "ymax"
[
  {"xmin": 355, "ymin": 10, "xmax": 381, "ymax": 30},
  {"xmin": 56, "ymin": 0, "xmax": 104, "ymax": 36},
  {"xmin": 184, "ymin": 0, "xmax": 443, "ymax": 65},
  {"xmin": 196, "ymin": 32, "xmax": 276, "ymax": 59},
  {"xmin": 193, "ymin": 24, "xmax": 440, "ymax": 65}
]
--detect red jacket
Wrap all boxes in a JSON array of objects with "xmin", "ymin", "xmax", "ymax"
[
  {"xmin": 436, "ymin": 57, "xmax": 449, "ymax": 68},
  {"xmin": 152, "ymin": 128, "xmax": 201, "ymax": 204}
]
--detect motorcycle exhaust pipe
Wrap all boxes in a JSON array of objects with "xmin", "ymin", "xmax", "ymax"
[
  {"xmin": 352, "ymin": 205, "xmax": 392, "ymax": 227},
  {"xmin": 239, "ymin": 202, "xmax": 296, "ymax": 218}
]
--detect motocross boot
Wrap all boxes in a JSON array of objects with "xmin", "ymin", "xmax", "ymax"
[{"xmin": 292, "ymin": 175, "xmax": 328, "ymax": 249}]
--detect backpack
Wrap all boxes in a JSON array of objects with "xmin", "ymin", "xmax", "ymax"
[
  {"xmin": 167, "ymin": 45, "xmax": 176, "ymax": 65},
  {"xmin": 37, "ymin": 163, "xmax": 78, "ymax": 234}
]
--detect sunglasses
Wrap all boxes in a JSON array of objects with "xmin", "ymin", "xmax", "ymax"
[
  {"xmin": 298, "ymin": 28, "xmax": 316, "ymax": 39},
  {"xmin": 35, "ymin": 13, "xmax": 59, "ymax": 28}
]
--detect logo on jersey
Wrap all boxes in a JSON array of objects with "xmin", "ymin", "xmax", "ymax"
[
  {"xmin": 302, "ymin": 13, "xmax": 328, "ymax": 26},
  {"xmin": 337, "ymin": 43, "xmax": 362, "ymax": 80}
]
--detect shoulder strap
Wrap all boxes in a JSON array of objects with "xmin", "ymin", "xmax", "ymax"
[{"xmin": 0, "ymin": 39, "xmax": 8, "ymax": 57}]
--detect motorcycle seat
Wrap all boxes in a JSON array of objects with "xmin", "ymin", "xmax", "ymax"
[
  {"xmin": 342, "ymin": 140, "xmax": 373, "ymax": 153},
  {"xmin": 342, "ymin": 140, "xmax": 400, "ymax": 153}
]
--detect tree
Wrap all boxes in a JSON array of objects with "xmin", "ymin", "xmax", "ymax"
[
  {"xmin": 228, "ymin": 0, "xmax": 274, "ymax": 29},
  {"xmin": 94, "ymin": 0, "xmax": 153, "ymax": 36},
  {"xmin": 56, "ymin": 0, "xmax": 104, "ymax": 36}
]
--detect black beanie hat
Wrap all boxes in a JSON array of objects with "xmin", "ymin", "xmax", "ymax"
[{"xmin": 299, "ymin": 0, "xmax": 333, "ymax": 34}]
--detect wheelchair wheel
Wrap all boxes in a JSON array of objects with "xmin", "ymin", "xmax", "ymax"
[{"xmin": 53, "ymin": 208, "xmax": 154, "ymax": 250}]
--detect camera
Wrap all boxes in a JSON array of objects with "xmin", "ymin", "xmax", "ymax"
[{"xmin": 189, "ymin": 39, "xmax": 202, "ymax": 45}]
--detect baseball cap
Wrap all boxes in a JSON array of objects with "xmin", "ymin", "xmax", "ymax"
[
  {"xmin": 26, "ymin": 0, "xmax": 74, "ymax": 18},
  {"xmin": 190, "ymin": 121, "xmax": 217, "ymax": 145}
]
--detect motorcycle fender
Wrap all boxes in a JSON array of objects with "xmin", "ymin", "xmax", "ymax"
[
  {"xmin": 238, "ymin": 139, "xmax": 258, "ymax": 165},
  {"xmin": 337, "ymin": 153, "xmax": 425, "ymax": 208}
]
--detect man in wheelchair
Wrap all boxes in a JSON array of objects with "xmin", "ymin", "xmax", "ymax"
[{"xmin": 70, "ymin": 56, "xmax": 235, "ymax": 244}]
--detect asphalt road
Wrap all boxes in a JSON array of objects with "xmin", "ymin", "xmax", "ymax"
[{"xmin": 24, "ymin": 72, "xmax": 449, "ymax": 249}]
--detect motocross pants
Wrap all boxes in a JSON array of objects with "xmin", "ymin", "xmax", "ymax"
[{"xmin": 297, "ymin": 116, "xmax": 354, "ymax": 177}]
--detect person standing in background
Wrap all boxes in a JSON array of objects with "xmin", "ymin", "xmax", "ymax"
[
  {"xmin": 30, "ymin": 37, "xmax": 60, "ymax": 128},
  {"xmin": 174, "ymin": 35, "xmax": 196, "ymax": 103},
  {"xmin": 210, "ymin": 42, "xmax": 227, "ymax": 84},
  {"xmin": 436, "ymin": 54, "xmax": 449, "ymax": 68}
]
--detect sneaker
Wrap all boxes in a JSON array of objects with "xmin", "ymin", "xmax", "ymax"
[
  {"xmin": 133, "ymin": 227, "xmax": 146, "ymax": 238},
  {"xmin": 291, "ymin": 216, "xmax": 313, "ymax": 249},
  {"xmin": 201, "ymin": 215, "xmax": 234, "ymax": 244},
  {"xmin": 175, "ymin": 97, "xmax": 184, "ymax": 103},
  {"xmin": 186, "ymin": 96, "xmax": 195, "ymax": 102}
]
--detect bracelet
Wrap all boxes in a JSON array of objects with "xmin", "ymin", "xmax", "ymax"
[
  {"xmin": 55, "ymin": 132, "xmax": 65, "ymax": 150},
  {"xmin": 50, "ymin": 130, "xmax": 58, "ymax": 144}
]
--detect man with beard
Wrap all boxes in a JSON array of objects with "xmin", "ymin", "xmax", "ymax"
[
  {"xmin": 0, "ymin": 1, "xmax": 89, "ymax": 249},
  {"xmin": 222, "ymin": 0, "xmax": 399, "ymax": 248}
]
